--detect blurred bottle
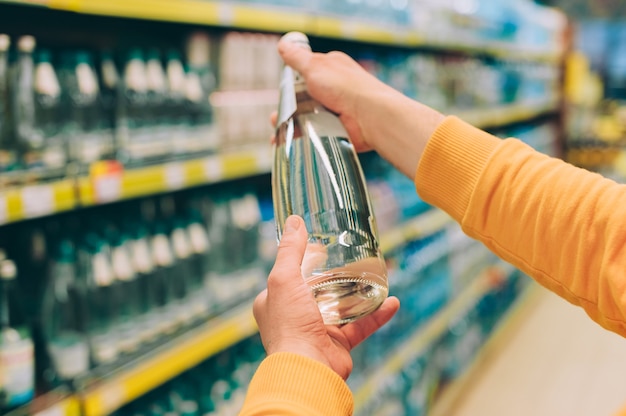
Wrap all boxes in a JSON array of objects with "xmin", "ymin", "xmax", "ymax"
[
  {"xmin": 145, "ymin": 48, "xmax": 170, "ymax": 161},
  {"xmin": 62, "ymin": 50, "xmax": 112, "ymax": 169},
  {"xmin": 41, "ymin": 239, "xmax": 89, "ymax": 382},
  {"xmin": 185, "ymin": 208, "xmax": 211, "ymax": 318},
  {"xmin": 107, "ymin": 225, "xmax": 142, "ymax": 354},
  {"xmin": 118, "ymin": 49, "xmax": 150, "ymax": 167},
  {"xmin": 79, "ymin": 232, "xmax": 120, "ymax": 366},
  {"xmin": 12, "ymin": 35, "xmax": 40, "ymax": 172},
  {"xmin": 165, "ymin": 49, "xmax": 189, "ymax": 157},
  {"xmin": 0, "ymin": 34, "xmax": 17, "ymax": 174},
  {"xmin": 98, "ymin": 51, "xmax": 121, "ymax": 160},
  {"xmin": 0, "ymin": 258, "xmax": 35, "ymax": 412}
]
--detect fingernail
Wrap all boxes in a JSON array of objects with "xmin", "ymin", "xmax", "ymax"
[{"xmin": 284, "ymin": 216, "xmax": 300, "ymax": 233}]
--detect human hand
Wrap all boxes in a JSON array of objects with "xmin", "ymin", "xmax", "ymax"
[
  {"xmin": 276, "ymin": 34, "xmax": 445, "ymax": 178},
  {"xmin": 253, "ymin": 215, "xmax": 400, "ymax": 380}
]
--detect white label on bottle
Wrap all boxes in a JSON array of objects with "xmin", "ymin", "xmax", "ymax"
[
  {"xmin": 42, "ymin": 136, "xmax": 67, "ymax": 168},
  {"xmin": 165, "ymin": 163, "xmax": 185, "ymax": 190},
  {"xmin": 187, "ymin": 223, "xmax": 210, "ymax": 254},
  {"xmin": 0, "ymin": 337, "xmax": 35, "ymax": 407},
  {"xmin": 185, "ymin": 71, "xmax": 203, "ymax": 102},
  {"xmin": 167, "ymin": 59, "xmax": 186, "ymax": 94},
  {"xmin": 112, "ymin": 246, "xmax": 135, "ymax": 282},
  {"xmin": 131, "ymin": 238, "xmax": 154, "ymax": 274},
  {"xmin": 171, "ymin": 229, "xmax": 191, "ymax": 259},
  {"xmin": 146, "ymin": 59, "xmax": 166, "ymax": 93},
  {"xmin": 22, "ymin": 185, "xmax": 54, "ymax": 218},
  {"xmin": 152, "ymin": 234, "xmax": 173, "ymax": 267},
  {"xmin": 204, "ymin": 156, "xmax": 222, "ymax": 181},
  {"xmin": 125, "ymin": 59, "xmax": 148, "ymax": 92},
  {"xmin": 48, "ymin": 335, "xmax": 89, "ymax": 379},
  {"xmin": 101, "ymin": 60, "xmax": 119, "ymax": 90},
  {"xmin": 92, "ymin": 252, "xmax": 114, "ymax": 287}
]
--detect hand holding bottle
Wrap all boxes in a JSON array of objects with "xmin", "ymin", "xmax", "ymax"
[
  {"xmin": 277, "ymin": 34, "xmax": 446, "ymax": 179},
  {"xmin": 253, "ymin": 215, "xmax": 399, "ymax": 380}
]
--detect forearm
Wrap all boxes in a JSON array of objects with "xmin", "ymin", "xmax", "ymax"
[
  {"xmin": 240, "ymin": 352, "xmax": 354, "ymax": 415},
  {"xmin": 416, "ymin": 117, "xmax": 626, "ymax": 336}
]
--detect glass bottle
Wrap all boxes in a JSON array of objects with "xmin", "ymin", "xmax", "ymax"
[
  {"xmin": 0, "ymin": 34, "xmax": 17, "ymax": 174},
  {"xmin": 272, "ymin": 32, "xmax": 388, "ymax": 325},
  {"xmin": 42, "ymin": 239, "xmax": 89, "ymax": 381},
  {"xmin": 0, "ymin": 259, "xmax": 35, "ymax": 412}
]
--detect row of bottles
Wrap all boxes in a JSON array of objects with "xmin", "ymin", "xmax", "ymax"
[
  {"xmin": 0, "ymin": 32, "xmax": 217, "ymax": 184},
  {"xmin": 0, "ymin": 181, "xmax": 275, "ymax": 413},
  {"xmin": 113, "ymin": 335, "xmax": 265, "ymax": 416}
]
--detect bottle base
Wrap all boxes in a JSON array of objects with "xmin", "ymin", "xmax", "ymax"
[{"xmin": 309, "ymin": 273, "xmax": 388, "ymax": 325}]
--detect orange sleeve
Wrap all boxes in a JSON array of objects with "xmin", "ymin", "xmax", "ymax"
[
  {"xmin": 416, "ymin": 116, "xmax": 626, "ymax": 337},
  {"xmin": 239, "ymin": 352, "xmax": 353, "ymax": 415}
]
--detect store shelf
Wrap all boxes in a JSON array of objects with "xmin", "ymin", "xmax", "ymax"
[
  {"xmin": 353, "ymin": 262, "xmax": 515, "ymax": 413},
  {"xmin": 79, "ymin": 301, "xmax": 258, "ymax": 416},
  {"xmin": 379, "ymin": 209, "xmax": 452, "ymax": 254},
  {"xmin": 0, "ymin": 179, "xmax": 76, "ymax": 225},
  {"xmin": 1, "ymin": 0, "xmax": 563, "ymax": 63},
  {"xmin": 6, "ymin": 388, "xmax": 81, "ymax": 416},
  {"xmin": 77, "ymin": 146, "xmax": 272, "ymax": 206},
  {"xmin": 455, "ymin": 99, "xmax": 560, "ymax": 130}
]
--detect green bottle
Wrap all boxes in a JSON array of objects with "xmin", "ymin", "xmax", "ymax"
[{"xmin": 0, "ymin": 34, "xmax": 18, "ymax": 174}]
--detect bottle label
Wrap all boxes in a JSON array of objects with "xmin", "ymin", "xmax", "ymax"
[
  {"xmin": 93, "ymin": 252, "xmax": 114, "ymax": 287},
  {"xmin": 172, "ymin": 229, "xmax": 191, "ymax": 259},
  {"xmin": 112, "ymin": 246, "xmax": 135, "ymax": 282},
  {"xmin": 188, "ymin": 223, "xmax": 210, "ymax": 254},
  {"xmin": 131, "ymin": 238, "xmax": 154, "ymax": 274},
  {"xmin": 0, "ymin": 338, "xmax": 34, "ymax": 407},
  {"xmin": 152, "ymin": 234, "xmax": 173, "ymax": 267}
]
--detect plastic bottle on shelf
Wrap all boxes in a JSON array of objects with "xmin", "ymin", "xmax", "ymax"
[
  {"xmin": 165, "ymin": 49, "xmax": 190, "ymax": 157},
  {"xmin": 62, "ymin": 50, "xmax": 111, "ymax": 170},
  {"xmin": 98, "ymin": 51, "xmax": 122, "ymax": 161},
  {"xmin": 0, "ymin": 34, "xmax": 18, "ymax": 174},
  {"xmin": 0, "ymin": 258, "xmax": 35, "ymax": 412},
  {"xmin": 41, "ymin": 239, "xmax": 90, "ymax": 382},
  {"xmin": 273, "ymin": 32, "xmax": 388, "ymax": 325},
  {"xmin": 184, "ymin": 209, "xmax": 211, "ymax": 319},
  {"xmin": 118, "ymin": 49, "xmax": 150, "ymax": 167},
  {"xmin": 145, "ymin": 48, "xmax": 170, "ymax": 162},
  {"xmin": 12, "ymin": 35, "xmax": 41, "ymax": 172},
  {"xmin": 79, "ymin": 231, "xmax": 120, "ymax": 366}
]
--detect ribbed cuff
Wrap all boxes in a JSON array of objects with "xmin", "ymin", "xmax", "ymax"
[
  {"xmin": 241, "ymin": 352, "xmax": 353, "ymax": 415},
  {"xmin": 415, "ymin": 116, "xmax": 503, "ymax": 223}
]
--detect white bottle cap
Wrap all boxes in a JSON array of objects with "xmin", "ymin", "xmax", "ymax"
[
  {"xmin": 0, "ymin": 259, "xmax": 17, "ymax": 280},
  {"xmin": 280, "ymin": 32, "xmax": 311, "ymax": 50},
  {"xmin": 0, "ymin": 34, "xmax": 10, "ymax": 52},
  {"xmin": 18, "ymin": 35, "xmax": 36, "ymax": 53}
]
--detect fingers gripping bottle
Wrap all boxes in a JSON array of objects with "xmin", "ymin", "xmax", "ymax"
[{"xmin": 272, "ymin": 32, "xmax": 388, "ymax": 325}]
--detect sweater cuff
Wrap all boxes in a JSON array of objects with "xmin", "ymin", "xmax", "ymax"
[
  {"xmin": 241, "ymin": 352, "xmax": 353, "ymax": 415},
  {"xmin": 415, "ymin": 116, "xmax": 503, "ymax": 223}
]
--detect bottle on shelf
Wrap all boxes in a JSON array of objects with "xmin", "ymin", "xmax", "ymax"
[
  {"xmin": 98, "ymin": 50, "xmax": 122, "ymax": 162},
  {"xmin": 272, "ymin": 32, "xmax": 388, "ymax": 325},
  {"xmin": 11, "ymin": 35, "xmax": 40, "ymax": 174},
  {"xmin": 165, "ymin": 49, "xmax": 190, "ymax": 157},
  {"xmin": 62, "ymin": 50, "xmax": 113, "ymax": 170},
  {"xmin": 0, "ymin": 257, "xmax": 35, "ymax": 412},
  {"xmin": 145, "ymin": 48, "xmax": 170, "ymax": 162},
  {"xmin": 0, "ymin": 34, "xmax": 17, "ymax": 175},
  {"xmin": 41, "ymin": 238, "xmax": 90, "ymax": 382}
]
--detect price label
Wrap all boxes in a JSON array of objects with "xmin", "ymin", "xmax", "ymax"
[
  {"xmin": 91, "ymin": 161, "xmax": 124, "ymax": 203},
  {"xmin": 217, "ymin": 3, "xmax": 235, "ymax": 25},
  {"xmin": 22, "ymin": 185, "xmax": 54, "ymax": 218},
  {"xmin": 165, "ymin": 163, "xmax": 185, "ymax": 190},
  {"xmin": 204, "ymin": 157, "xmax": 222, "ymax": 182}
]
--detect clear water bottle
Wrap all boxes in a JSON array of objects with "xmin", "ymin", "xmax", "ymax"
[{"xmin": 272, "ymin": 32, "xmax": 388, "ymax": 325}]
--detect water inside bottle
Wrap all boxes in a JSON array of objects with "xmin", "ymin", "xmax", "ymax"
[{"xmin": 273, "ymin": 117, "xmax": 388, "ymax": 325}]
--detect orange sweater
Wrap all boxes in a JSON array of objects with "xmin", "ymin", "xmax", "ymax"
[{"xmin": 240, "ymin": 116, "xmax": 626, "ymax": 415}]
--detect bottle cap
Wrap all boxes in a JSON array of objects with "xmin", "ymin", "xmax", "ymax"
[
  {"xmin": 0, "ymin": 34, "xmax": 10, "ymax": 52},
  {"xmin": 17, "ymin": 35, "xmax": 36, "ymax": 53},
  {"xmin": 0, "ymin": 259, "xmax": 17, "ymax": 280},
  {"xmin": 280, "ymin": 31, "xmax": 311, "ymax": 50}
]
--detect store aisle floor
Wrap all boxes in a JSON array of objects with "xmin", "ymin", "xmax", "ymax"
[{"xmin": 436, "ymin": 283, "xmax": 626, "ymax": 416}]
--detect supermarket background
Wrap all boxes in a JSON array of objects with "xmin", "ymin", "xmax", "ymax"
[{"xmin": 1, "ymin": 0, "xmax": 626, "ymax": 415}]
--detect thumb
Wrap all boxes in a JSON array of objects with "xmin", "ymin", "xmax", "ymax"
[
  {"xmin": 268, "ymin": 215, "xmax": 308, "ymax": 285},
  {"xmin": 277, "ymin": 37, "xmax": 313, "ymax": 76}
]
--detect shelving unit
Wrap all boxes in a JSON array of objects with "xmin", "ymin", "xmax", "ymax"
[{"xmin": 0, "ymin": 1, "xmax": 568, "ymax": 415}]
